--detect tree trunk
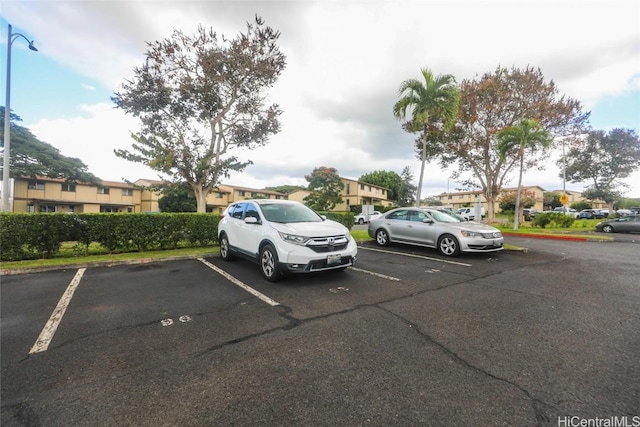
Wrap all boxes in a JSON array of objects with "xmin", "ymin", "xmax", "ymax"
[
  {"xmin": 416, "ymin": 143, "xmax": 426, "ymax": 207},
  {"xmin": 513, "ymin": 155, "xmax": 524, "ymax": 231},
  {"xmin": 195, "ymin": 187, "xmax": 208, "ymax": 213}
]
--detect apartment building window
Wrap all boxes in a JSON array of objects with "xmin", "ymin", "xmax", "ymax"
[
  {"xmin": 276, "ymin": 195, "xmax": 281, "ymax": 200},
  {"xmin": 27, "ymin": 203, "xmax": 35, "ymax": 213},
  {"xmin": 62, "ymin": 183, "xmax": 76, "ymax": 192},
  {"xmin": 216, "ymin": 192, "xmax": 223, "ymax": 198},
  {"xmin": 39, "ymin": 205, "xmax": 56, "ymax": 212},
  {"xmin": 121, "ymin": 188, "xmax": 133, "ymax": 196},
  {"xmin": 238, "ymin": 191, "xmax": 245, "ymax": 197},
  {"xmin": 251, "ymin": 192, "xmax": 258, "ymax": 198},
  {"xmin": 28, "ymin": 180, "xmax": 45, "ymax": 190},
  {"xmin": 459, "ymin": 195, "xmax": 464, "ymax": 199},
  {"xmin": 346, "ymin": 184, "xmax": 350, "ymax": 195},
  {"xmin": 98, "ymin": 187, "xmax": 110, "ymax": 195},
  {"xmin": 360, "ymin": 184, "xmax": 364, "ymax": 190},
  {"xmin": 100, "ymin": 206, "xmax": 117, "ymax": 212}
]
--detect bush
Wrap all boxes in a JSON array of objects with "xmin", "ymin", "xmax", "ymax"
[
  {"xmin": 532, "ymin": 212, "xmax": 575, "ymax": 229},
  {"xmin": 0, "ymin": 212, "xmax": 221, "ymax": 261}
]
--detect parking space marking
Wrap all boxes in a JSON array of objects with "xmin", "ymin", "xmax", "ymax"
[
  {"xmin": 350, "ymin": 267, "xmax": 401, "ymax": 281},
  {"xmin": 30, "ymin": 268, "xmax": 86, "ymax": 354},
  {"xmin": 198, "ymin": 258, "xmax": 280, "ymax": 306},
  {"xmin": 359, "ymin": 246, "xmax": 472, "ymax": 267}
]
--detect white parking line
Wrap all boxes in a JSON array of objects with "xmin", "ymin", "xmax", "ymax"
[
  {"xmin": 359, "ymin": 246, "xmax": 472, "ymax": 267},
  {"xmin": 30, "ymin": 268, "xmax": 86, "ymax": 354},
  {"xmin": 198, "ymin": 258, "xmax": 280, "ymax": 306},
  {"xmin": 350, "ymin": 267, "xmax": 401, "ymax": 281}
]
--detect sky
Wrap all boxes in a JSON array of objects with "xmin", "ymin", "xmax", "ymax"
[{"xmin": 1, "ymin": 0, "xmax": 639, "ymax": 199}]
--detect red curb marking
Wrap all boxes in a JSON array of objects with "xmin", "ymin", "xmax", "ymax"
[{"xmin": 501, "ymin": 232, "xmax": 589, "ymax": 241}]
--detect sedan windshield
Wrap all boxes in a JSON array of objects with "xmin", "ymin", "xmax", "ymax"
[
  {"xmin": 425, "ymin": 209, "xmax": 464, "ymax": 223},
  {"xmin": 260, "ymin": 203, "xmax": 323, "ymax": 223}
]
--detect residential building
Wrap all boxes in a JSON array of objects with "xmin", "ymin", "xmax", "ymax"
[
  {"xmin": 434, "ymin": 186, "xmax": 606, "ymax": 212},
  {"xmin": 134, "ymin": 180, "xmax": 285, "ymax": 214},
  {"xmin": 288, "ymin": 177, "xmax": 394, "ymax": 212},
  {"xmin": 8, "ymin": 176, "xmax": 141, "ymax": 213}
]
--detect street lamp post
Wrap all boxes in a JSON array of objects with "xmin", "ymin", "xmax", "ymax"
[{"xmin": 2, "ymin": 24, "xmax": 38, "ymax": 212}]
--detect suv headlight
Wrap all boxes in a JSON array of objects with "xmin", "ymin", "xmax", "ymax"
[
  {"xmin": 460, "ymin": 230, "xmax": 482, "ymax": 238},
  {"xmin": 279, "ymin": 232, "xmax": 310, "ymax": 245}
]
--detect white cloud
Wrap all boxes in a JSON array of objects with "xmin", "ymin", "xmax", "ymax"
[
  {"xmin": 28, "ymin": 103, "xmax": 159, "ymax": 183},
  {"xmin": 5, "ymin": 0, "xmax": 640, "ymax": 198}
]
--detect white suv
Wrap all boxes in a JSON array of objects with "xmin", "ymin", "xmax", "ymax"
[{"xmin": 218, "ymin": 199, "xmax": 357, "ymax": 281}]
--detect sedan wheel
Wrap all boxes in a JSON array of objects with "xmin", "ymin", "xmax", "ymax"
[
  {"xmin": 358, "ymin": 218, "xmax": 365, "ymax": 224},
  {"xmin": 375, "ymin": 229, "xmax": 389, "ymax": 246},
  {"xmin": 438, "ymin": 234, "xmax": 461, "ymax": 257},
  {"xmin": 602, "ymin": 224, "xmax": 614, "ymax": 233},
  {"xmin": 260, "ymin": 244, "xmax": 282, "ymax": 282}
]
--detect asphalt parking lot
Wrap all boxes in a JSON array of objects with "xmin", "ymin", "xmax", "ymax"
[{"xmin": 1, "ymin": 236, "xmax": 639, "ymax": 426}]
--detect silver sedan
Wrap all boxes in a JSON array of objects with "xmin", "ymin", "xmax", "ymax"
[{"xmin": 367, "ymin": 207, "xmax": 504, "ymax": 256}]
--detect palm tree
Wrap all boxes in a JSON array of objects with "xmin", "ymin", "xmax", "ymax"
[
  {"xmin": 497, "ymin": 119, "xmax": 553, "ymax": 230},
  {"xmin": 393, "ymin": 68, "xmax": 460, "ymax": 207}
]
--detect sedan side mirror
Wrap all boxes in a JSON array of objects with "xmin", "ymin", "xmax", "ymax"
[
  {"xmin": 422, "ymin": 218, "xmax": 434, "ymax": 224},
  {"xmin": 245, "ymin": 216, "xmax": 260, "ymax": 224}
]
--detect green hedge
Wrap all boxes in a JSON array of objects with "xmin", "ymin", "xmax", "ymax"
[
  {"xmin": 319, "ymin": 211, "xmax": 355, "ymax": 229},
  {"xmin": 532, "ymin": 212, "xmax": 576, "ymax": 229},
  {"xmin": 0, "ymin": 213, "xmax": 220, "ymax": 261}
]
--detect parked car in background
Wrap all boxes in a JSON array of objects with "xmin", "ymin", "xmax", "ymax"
[
  {"xmin": 354, "ymin": 211, "xmax": 382, "ymax": 224},
  {"xmin": 218, "ymin": 199, "xmax": 357, "ymax": 281},
  {"xmin": 368, "ymin": 207, "xmax": 503, "ymax": 257},
  {"xmin": 595, "ymin": 215, "xmax": 640, "ymax": 233},
  {"xmin": 523, "ymin": 208, "xmax": 538, "ymax": 221},
  {"xmin": 577, "ymin": 209, "xmax": 605, "ymax": 219},
  {"xmin": 457, "ymin": 207, "xmax": 485, "ymax": 221},
  {"xmin": 549, "ymin": 206, "xmax": 578, "ymax": 216}
]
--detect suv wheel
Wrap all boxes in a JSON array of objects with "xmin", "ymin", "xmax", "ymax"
[
  {"xmin": 260, "ymin": 244, "xmax": 282, "ymax": 282},
  {"xmin": 219, "ymin": 233, "xmax": 236, "ymax": 261}
]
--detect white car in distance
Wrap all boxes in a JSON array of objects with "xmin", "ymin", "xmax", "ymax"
[{"xmin": 354, "ymin": 211, "xmax": 382, "ymax": 224}]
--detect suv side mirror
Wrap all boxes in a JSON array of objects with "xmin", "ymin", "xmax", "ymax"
[{"xmin": 245, "ymin": 216, "xmax": 260, "ymax": 224}]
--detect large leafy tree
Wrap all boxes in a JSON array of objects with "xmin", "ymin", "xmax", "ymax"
[
  {"xmin": 560, "ymin": 128, "xmax": 640, "ymax": 213},
  {"xmin": 497, "ymin": 119, "xmax": 552, "ymax": 230},
  {"xmin": 0, "ymin": 108, "xmax": 99, "ymax": 184},
  {"xmin": 112, "ymin": 16, "xmax": 286, "ymax": 212},
  {"xmin": 358, "ymin": 170, "xmax": 403, "ymax": 204},
  {"xmin": 303, "ymin": 166, "xmax": 343, "ymax": 211},
  {"xmin": 158, "ymin": 182, "xmax": 197, "ymax": 212},
  {"xmin": 393, "ymin": 68, "xmax": 460, "ymax": 206},
  {"xmin": 439, "ymin": 66, "xmax": 589, "ymax": 222}
]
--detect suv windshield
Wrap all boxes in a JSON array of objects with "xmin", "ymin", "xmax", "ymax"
[{"xmin": 260, "ymin": 203, "xmax": 323, "ymax": 223}]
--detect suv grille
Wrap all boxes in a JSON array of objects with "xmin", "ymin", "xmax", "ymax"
[{"xmin": 306, "ymin": 235, "xmax": 349, "ymax": 253}]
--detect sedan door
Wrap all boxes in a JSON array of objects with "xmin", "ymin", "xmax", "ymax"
[
  {"xmin": 383, "ymin": 209, "xmax": 411, "ymax": 242},
  {"xmin": 617, "ymin": 216, "xmax": 640, "ymax": 232},
  {"xmin": 405, "ymin": 210, "xmax": 438, "ymax": 246}
]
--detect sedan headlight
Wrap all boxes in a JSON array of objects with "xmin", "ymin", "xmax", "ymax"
[
  {"xmin": 460, "ymin": 230, "xmax": 483, "ymax": 238},
  {"xmin": 279, "ymin": 232, "xmax": 310, "ymax": 245}
]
